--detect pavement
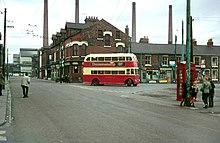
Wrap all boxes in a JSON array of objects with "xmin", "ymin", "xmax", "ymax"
[{"xmin": 0, "ymin": 80, "xmax": 11, "ymax": 126}]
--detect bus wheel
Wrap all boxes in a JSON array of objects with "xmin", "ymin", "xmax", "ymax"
[
  {"xmin": 92, "ymin": 78, "xmax": 100, "ymax": 86},
  {"xmin": 126, "ymin": 79, "xmax": 132, "ymax": 86}
]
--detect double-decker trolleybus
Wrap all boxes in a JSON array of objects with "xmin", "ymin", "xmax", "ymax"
[{"xmin": 83, "ymin": 53, "xmax": 140, "ymax": 86}]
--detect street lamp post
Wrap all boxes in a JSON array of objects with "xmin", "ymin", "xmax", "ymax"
[
  {"xmin": 174, "ymin": 35, "xmax": 177, "ymax": 82},
  {"xmin": 185, "ymin": 0, "xmax": 191, "ymax": 106},
  {"xmin": 3, "ymin": 8, "xmax": 6, "ymax": 83},
  {"xmin": 58, "ymin": 30, "xmax": 66, "ymax": 83}
]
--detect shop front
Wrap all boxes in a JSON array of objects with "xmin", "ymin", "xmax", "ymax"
[{"xmin": 159, "ymin": 68, "xmax": 172, "ymax": 83}]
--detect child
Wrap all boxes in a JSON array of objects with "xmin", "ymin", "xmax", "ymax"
[{"xmin": 190, "ymin": 81, "xmax": 198, "ymax": 107}]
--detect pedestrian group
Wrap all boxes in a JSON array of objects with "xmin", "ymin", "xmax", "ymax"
[{"xmin": 180, "ymin": 75, "xmax": 215, "ymax": 109}]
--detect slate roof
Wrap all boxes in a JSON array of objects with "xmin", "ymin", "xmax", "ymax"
[
  {"xmin": 65, "ymin": 22, "xmax": 90, "ymax": 30},
  {"xmin": 131, "ymin": 42, "xmax": 220, "ymax": 56}
]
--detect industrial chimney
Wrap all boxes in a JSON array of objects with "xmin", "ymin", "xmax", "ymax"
[
  {"xmin": 132, "ymin": 2, "xmax": 136, "ymax": 42},
  {"xmin": 75, "ymin": 0, "xmax": 79, "ymax": 23},
  {"xmin": 168, "ymin": 5, "xmax": 173, "ymax": 44},
  {"xmin": 43, "ymin": 0, "xmax": 49, "ymax": 47}
]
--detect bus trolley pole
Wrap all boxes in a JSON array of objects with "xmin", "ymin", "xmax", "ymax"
[{"xmin": 185, "ymin": 0, "xmax": 191, "ymax": 107}]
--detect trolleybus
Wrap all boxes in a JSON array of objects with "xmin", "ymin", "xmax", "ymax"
[{"xmin": 83, "ymin": 53, "xmax": 140, "ymax": 86}]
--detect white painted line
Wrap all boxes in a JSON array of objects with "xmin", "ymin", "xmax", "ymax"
[
  {"xmin": 0, "ymin": 136, "xmax": 7, "ymax": 141},
  {"xmin": 0, "ymin": 130, "xmax": 6, "ymax": 135}
]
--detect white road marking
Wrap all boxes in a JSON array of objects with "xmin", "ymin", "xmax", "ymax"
[
  {"xmin": 0, "ymin": 130, "xmax": 6, "ymax": 135},
  {"xmin": 0, "ymin": 130, "xmax": 6, "ymax": 141}
]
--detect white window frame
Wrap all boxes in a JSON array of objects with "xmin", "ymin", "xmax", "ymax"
[
  {"xmin": 211, "ymin": 69, "xmax": 218, "ymax": 81},
  {"xmin": 162, "ymin": 55, "xmax": 169, "ymax": 67},
  {"xmin": 144, "ymin": 55, "xmax": 152, "ymax": 66},
  {"xmin": 211, "ymin": 56, "xmax": 218, "ymax": 67},
  {"xmin": 194, "ymin": 56, "xmax": 201, "ymax": 67}
]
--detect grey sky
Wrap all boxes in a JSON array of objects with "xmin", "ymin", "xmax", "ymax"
[{"xmin": 0, "ymin": 0, "xmax": 219, "ymax": 62}]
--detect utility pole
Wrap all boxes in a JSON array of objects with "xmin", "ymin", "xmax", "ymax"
[
  {"xmin": 185, "ymin": 0, "xmax": 191, "ymax": 106},
  {"xmin": 181, "ymin": 20, "xmax": 184, "ymax": 62},
  {"xmin": 3, "ymin": 8, "xmax": 7, "ymax": 84},
  {"xmin": 174, "ymin": 35, "xmax": 177, "ymax": 81},
  {"xmin": 190, "ymin": 16, "xmax": 193, "ymax": 62}
]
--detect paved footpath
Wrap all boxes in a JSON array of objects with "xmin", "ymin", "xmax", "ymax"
[{"xmin": 0, "ymin": 81, "xmax": 11, "ymax": 126}]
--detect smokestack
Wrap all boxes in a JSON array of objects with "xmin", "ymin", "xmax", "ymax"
[
  {"xmin": 43, "ymin": 0, "xmax": 49, "ymax": 47},
  {"xmin": 125, "ymin": 25, "xmax": 129, "ymax": 36},
  {"xmin": 75, "ymin": 0, "xmax": 79, "ymax": 23},
  {"xmin": 168, "ymin": 5, "xmax": 173, "ymax": 44},
  {"xmin": 132, "ymin": 2, "xmax": 136, "ymax": 42}
]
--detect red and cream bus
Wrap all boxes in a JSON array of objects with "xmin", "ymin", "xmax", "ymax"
[{"xmin": 83, "ymin": 53, "xmax": 140, "ymax": 86}]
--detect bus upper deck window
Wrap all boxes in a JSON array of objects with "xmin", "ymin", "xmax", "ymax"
[
  {"xmin": 92, "ymin": 57, "xmax": 97, "ymax": 61},
  {"xmin": 98, "ymin": 57, "xmax": 104, "ymax": 61},
  {"xmin": 86, "ymin": 57, "xmax": 90, "ymax": 61},
  {"xmin": 126, "ymin": 57, "xmax": 132, "ymax": 61},
  {"xmin": 105, "ymin": 57, "xmax": 111, "ymax": 61},
  {"xmin": 112, "ymin": 57, "xmax": 118, "ymax": 61},
  {"xmin": 119, "ymin": 57, "xmax": 125, "ymax": 61}
]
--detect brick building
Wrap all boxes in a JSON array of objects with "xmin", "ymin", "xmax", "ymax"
[
  {"xmin": 49, "ymin": 17, "xmax": 130, "ymax": 82},
  {"xmin": 132, "ymin": 39, "xmax": 220, "ymax": 83}
]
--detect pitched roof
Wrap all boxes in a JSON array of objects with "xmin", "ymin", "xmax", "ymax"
[
  {"xmin": 131, "ymin": 42, "xmax": 220, "ymax": 56},
  {"xmin": 65, "ymin": 22, "xmax": 90, "ymax": 30}
]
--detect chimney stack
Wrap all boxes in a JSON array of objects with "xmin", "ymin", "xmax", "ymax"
[
  {"xmin": 132, "ymin": 2, "xmax": 136, "ymax": 42},
  {"xmin": 125, "ymin": 25, "xmax": 129, "ymax": 36},
  {"xmin": 207, "ymin": 39, "xmax": 214, "ymax": 47},
  {"xmin": 168, "ymin": 5, "xmax": 173, "ymax": 44},
  {"xmin": 43, "ymin": 0, "xmax": 49, "ymax": 47},
  {"xmin": 75, "ymin": 0, "xmax": 79, "ymax": 23}
]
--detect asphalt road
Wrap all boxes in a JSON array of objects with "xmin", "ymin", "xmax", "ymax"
[{"xmin": 3, "ymin": 77, "xmax": 220, "ymax": 143}]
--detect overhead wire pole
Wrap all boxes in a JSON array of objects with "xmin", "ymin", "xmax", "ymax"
[
  {"xmin": 185, "ymin": 0, "xmax": 191, "ymax": 106},
  {"xmin": 3, "ymin": 8, "xmax": 7, "ymax": 87},
  {"xmin": 181, "ymin": 20, "xmax": 184, "ymax": 62}
]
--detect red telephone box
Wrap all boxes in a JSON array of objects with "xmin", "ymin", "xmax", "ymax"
[{"xmin": 176, "ymin": 62, "xmax": 196, "ymax": 101}]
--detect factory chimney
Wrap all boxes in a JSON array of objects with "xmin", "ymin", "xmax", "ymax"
[
  {"xmin": 75, "ymin": 0, "xmax": 79, "ymax": 23},
  {"xmin": 43, "ymin": 0, "xmax": 49, "ymax": 47},
  {"xmin": 132, "ymin": 2, "xmax": 136, "ymax": 42},
  {"xmin": 168, "ymin": 5, "xmax": 173, "ymax": 44}
]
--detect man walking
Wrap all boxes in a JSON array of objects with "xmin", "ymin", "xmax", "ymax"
[{"xmin": 21, "ymin": 72, "xmax": 31, "ymax": 98}]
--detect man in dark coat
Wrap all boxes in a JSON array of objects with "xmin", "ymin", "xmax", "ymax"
[{"xmin": 209, "ymin": 78, "xmax": 215, "ymax": 107}]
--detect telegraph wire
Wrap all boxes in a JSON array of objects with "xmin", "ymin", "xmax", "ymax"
[
  {"xmin": 116, "ymin": 0, "xmax": 130, "ymax": 22},
  {"xmin": 110, "ymin": 0, "xmax": 121, "ymax": 21}
]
